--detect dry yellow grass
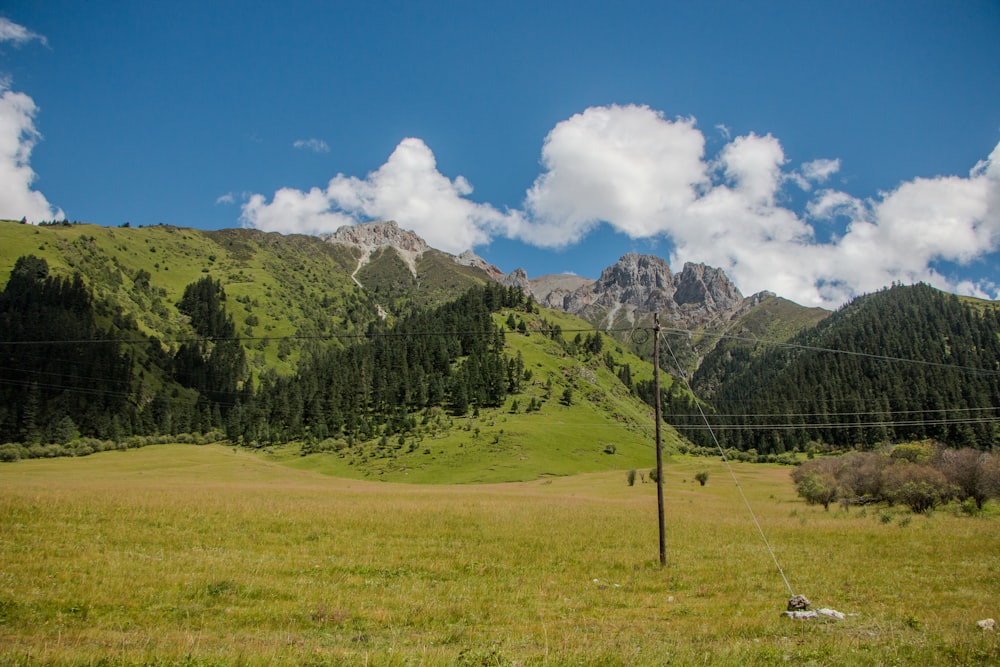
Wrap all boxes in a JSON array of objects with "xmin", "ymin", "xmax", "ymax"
[{"xmin": 1, "ymin": 444, "xmax": 998, "ymax": 665}]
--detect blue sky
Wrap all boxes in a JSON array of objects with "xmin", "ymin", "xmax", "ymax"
[{"xmin": 1, "ymin": 2, "xmax": 998, "ymax": 307}]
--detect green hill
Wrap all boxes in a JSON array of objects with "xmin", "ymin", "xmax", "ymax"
[
  {"xmin": 686, "ymin": 283, "xmax": 1000, "ymax": 453},
  {"xmin": 0, "ymin": 220, "xmax": 676, "ymax": 480},
  {"xmin": 3, "ymin": 219, "xmax": 997, "ymax": 475}
]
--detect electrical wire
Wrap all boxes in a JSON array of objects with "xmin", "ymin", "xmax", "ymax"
[{"xmin": 2, "ymin": 320, "xmax": 997, "ymax": 432}]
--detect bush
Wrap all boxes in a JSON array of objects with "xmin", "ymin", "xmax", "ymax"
[
  {"xmin": 0, "ymin": 444, "xmax": 25, "ymax": 462},
  {"xmin": 882, "ymin": 463, "xmax": 954, "ymax": 513},
  {"xmin": 794, "ymin": 470, "xmax": 838, "ymax": 510},
  {"xmin": 694, "ymin": 471, "xmax": 709, "ymax": 486},
  {"xmin": 836, "ymin": 451, "xmax": 889, "ymax": 505},
  {"xmin": 649, "ymin": 468, "xmax": 659, "ymax": 483},
  {"xmin": 936, "ymin": 447, "xmax": 998, "ymax": 510},
  {"xmin": 890, "ymin": 442, "xmax": 934, "ymax": 464},
  {"xmin": 627, "ymin": 469, "xmax": 637, "ymax": 486}
]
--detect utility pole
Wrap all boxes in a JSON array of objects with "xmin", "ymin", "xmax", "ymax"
[{"xmin": 653, "ymin": 313, "xmax": 666, "ymax": 567}]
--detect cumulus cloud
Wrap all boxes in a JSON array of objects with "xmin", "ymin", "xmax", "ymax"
[
  {"xmin": 520, "ymin": 105, "xmax": 707, "ymax": 245},
  {"xmin": 790, "ymin": 157, "xmax": 841, "ymax": 190},
  {"xmin": 293, "ymin": 138, "xmax": 329, "ymax": 153},
  {"xmin": 0, "ymin": 17, "xmax": 47, "ymax": 47},
  {"xmin": 0, "ymin": 20, "xmax": 60, "ymax": 222},
  {"xmin": 242, "ymin": 103, "xmax": 1000, "ymax": 307},
  {"xmin": 514, "ymin": 105, "xmax": 1000, "ymax": 307},
  {"xmin": 242, "ymin": 137, "xmax": 520, "ymax": 251},
  {"xmin": 0, "ymin": 80, "xmax": 63, "ymax": 222}
]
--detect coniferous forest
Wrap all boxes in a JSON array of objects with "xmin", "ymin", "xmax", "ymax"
[
  {"xmin": 1, "ymin": 244, "xmax": 999, "ymax": 460},
  {"xmin": 0, "ymin": 256, "xmax": 529, "ymax": 457},
  {"xmin": 671, "ymin": 284, "xmax": 1000, "ymax": 454}
]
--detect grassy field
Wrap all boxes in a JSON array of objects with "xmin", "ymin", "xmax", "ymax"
[{"xmin": 1, "ymin": 445, "xmax": 998, "ymax": 666}]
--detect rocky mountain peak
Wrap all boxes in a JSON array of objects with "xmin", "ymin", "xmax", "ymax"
[
  {"xmin": 530, "ymin": 253, "xmax": 754, "ymax": 329},
  {"xmin": 595, "ymin": 253, "xmax": 673, "ymax": 301},
  {"xmin": 456, "ymin": 250, "xmax": 506, "ymax": 282},
  {"xmin": 319, "ymin": 222, "xmax": 759, "ymax": 329},
  {"xmin": 322, "ymin": 220, "xmax": 429, "ymax": 276},
  {"xmin": 502, "ymin": 267, "xmax": 531, "ymax": 293},
  {"xmin": 672, "ymin": 262, "xmax": 744, "ymax": 311},
  {"xmin": 324, "ymin": 220, "xmax": 428, "ymax": 257}
]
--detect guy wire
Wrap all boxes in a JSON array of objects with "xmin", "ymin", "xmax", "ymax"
[{"xmin": 659, "ymin": 329, "xmax": 796, "ymax": 599}]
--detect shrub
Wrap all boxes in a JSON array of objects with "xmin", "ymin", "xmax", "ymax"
[
  {"xmin": 649, "ymin": 468, "xmax": 659, "ymax": 483},
  {"xmin": 890, "ymin": 442, "xmax": 934, "ymax": 464},
  {"xmin": 0, "ymin": 444, "xmax": 25, "ymax": 462},
  {"xmin": 794, "ymin": 470, "xmax": 838, "ymax": 510},
  {"xmin": 694, "ymin": 471, "xmax": 709, "ymax": 486},
  {"xmin": 836, "ymin": 451, "xmax": 889, "ymax": 505},
  {"xmin": 882, "ymin": 463, "xmax": 954, "ymax": 513},
  {"xmin": 627, "ymin": 469, "xmax": 637, "ymax": 487},
  {"xmin": 936, "ymin": 447, "xmax": 998, "ymax": 510}
]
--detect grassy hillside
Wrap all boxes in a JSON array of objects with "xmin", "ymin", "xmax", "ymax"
[
  {"xmin": 0, "ymin": 221, "xmax": 494, "ymax": 375},
  {"xmin": 0, "ymin": 220, "xmax": 681, "ymax": 479},
  {"xmin": 1, "ymin": 444, "xmax": 997, "ymax": 665},
  {"xmin": 0, "ymin": 221, "xmax": 368, "ymax": 373},
  {"xmin": 276, "ymin": 305, "xmax": 672, "ymax": 484}
]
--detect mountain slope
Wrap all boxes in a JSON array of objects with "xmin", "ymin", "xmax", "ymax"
[
  {"xmin": 686, "ymin": 284, "xmax": 1000, "ymax": 453},
  {"xmin": 4, "ymin": 218, "xmax": 996, "ymax": 470},
  {"xmin": 0, "ymin": 220, "xmax": 676, "ymax": 480}
]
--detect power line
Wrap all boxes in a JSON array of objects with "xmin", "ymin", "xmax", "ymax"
[
  {"xmin": 3, "ymin": 322, "xmax": 998, "ymax": 378},
  {"xmin": 656, "ymin": 326, "xmax": 1000, "ymax": 377}
]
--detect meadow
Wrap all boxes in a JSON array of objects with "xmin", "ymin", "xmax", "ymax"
[{"xmin": 1, "ymin": 444, "xmax": 998, "ymax": 666}]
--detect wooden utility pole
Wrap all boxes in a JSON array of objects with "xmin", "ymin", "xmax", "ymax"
[{"xmin": 653, "ymin": 313, "xmax": 666, "ymax": 567}]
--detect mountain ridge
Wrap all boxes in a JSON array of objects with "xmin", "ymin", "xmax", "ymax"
[
  {"xmin": 315, "ymin": 220, "xmax": 785, "ymax": 333},
  {"xmin": 1, "ymin": 218, "xmax": 999, "ymax": 470}
]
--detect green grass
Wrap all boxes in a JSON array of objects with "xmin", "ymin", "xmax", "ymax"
[
  {"xmin": 273, "ymin": 308, "xmax": 674, "ymax": 484},
  {"xmin": 1, "ymin": 445, "xmax": 998, "ymax": 665}
]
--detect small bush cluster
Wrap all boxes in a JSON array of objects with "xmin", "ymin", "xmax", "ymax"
[
  {"xmin": 792, "ymin": 442, "xmax": 1000, "ymax": 513},
  {"xmin": 676, "ymin": 442, "xmax": 798, "ymax": 465},
  {"xmin": 0, "ymin": 431, "xmax": 224, "ymax": 462}
]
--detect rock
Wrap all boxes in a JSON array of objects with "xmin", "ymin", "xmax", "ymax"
[
  {"xmin": 787, "ymin": 594, "xmax": 811, "ymax": 611},
  {"xmin": 977, "ymin": 618, "xmax": 995, "ymax": 631}
]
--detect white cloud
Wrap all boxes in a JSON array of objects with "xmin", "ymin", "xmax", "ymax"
[
  {"xmin": 801, "ymin": 158, "xmax": 840, "ymax": 183},
  {"xmin": 0, "ymin": 18, "xmax": 47, "ymax": 47},
  {"xmin": 790, "ymin": 157, "xmax": 841, "ymax": 191},
  {"xmin": 293, "ymin": 138, "xmax": 329, "ymax": 153},
  {"xmin": 718, "ymin": 132, "xmax": 786, "ymax": 205},
  {"xmin": 806, "ymin": 190, "xmax": 866, "ymax": 222},
  {"xmin": 242, "ymin": 187, "xmax": 355, "ymax": 236},
  {"xmin": 242, "ymin": 137, "xmax": 520, "ymax": 251},
  {"xmin": 521, "ymin": 105, "xmax": 708, "ymax": 246},
  {"xmin": 242, "ymin": 103, "xmax": 1000, "ymax": 308},
  {"xmin": 0, "ymin": 81, "xmax": 63, "ymax": 222}
]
